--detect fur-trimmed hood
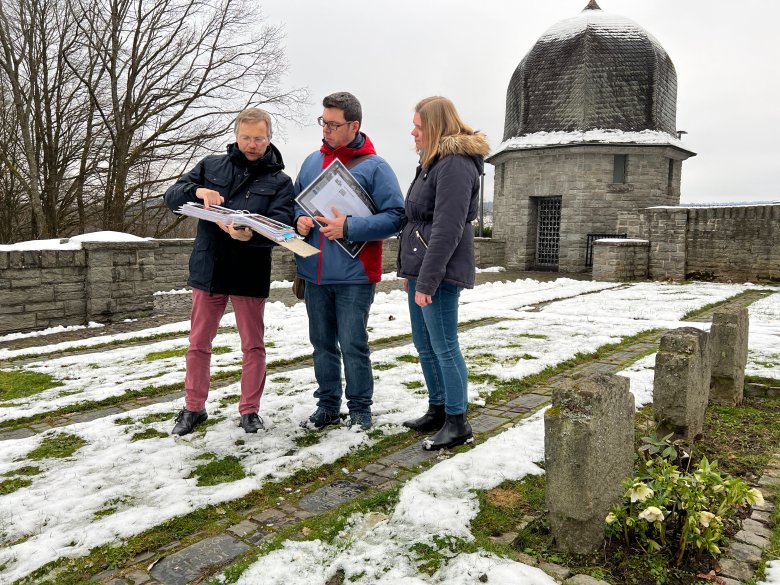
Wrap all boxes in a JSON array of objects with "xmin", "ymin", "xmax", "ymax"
[{"xmin": 438, "ymin": 132, "xmax": 490, "ymax": 158}]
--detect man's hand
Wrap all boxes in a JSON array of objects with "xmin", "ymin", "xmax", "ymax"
[
  {"xmin": 314, "ymin": 207, "xmax": 346, "ymax": 241},
  {"xmin": 216, "ymin": 221, "xmax": 253, "ymax": 242},
  {"xmin": 297, "ymin": 215, "xmax": 314, "ymax": 236},
  {"xmin": 195, "ymin": 187, "xmax": 224, "ymax": 208}
]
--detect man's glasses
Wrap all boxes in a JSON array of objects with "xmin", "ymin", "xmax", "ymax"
[
  {"xmin": 238, "ymin": 136, "xmax": 269, "ymax": 145},
  {"xmin": 317, "ymin": 117, "xmax": 353, "ymax": 131}
]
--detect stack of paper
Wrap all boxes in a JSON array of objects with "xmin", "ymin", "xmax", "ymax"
[{"xmin": 176, "ymin": 203, "xmax": 319, "ymax": 257}]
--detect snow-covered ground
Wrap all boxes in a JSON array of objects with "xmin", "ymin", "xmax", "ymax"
[{"xmin": 0, "ymin": 278, "xmax": 777, "ymax": 582}]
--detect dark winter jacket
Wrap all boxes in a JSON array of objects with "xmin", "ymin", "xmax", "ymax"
[
  {"xmin": 397, "ymin": 132, "xmax": 490, "ymax": 295},
  {"xmin": 294, "ymin": 133, "xmax": 404, "ymax": 285},
  {"xmin": 164, "ymin": 143, "xmax": 294, "ymax": 298}
]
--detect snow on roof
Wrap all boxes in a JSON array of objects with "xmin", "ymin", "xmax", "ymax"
[
  {"xmin": 490, "ymin": 129, "xmax": 689, "ymax": 158},
  {"xmin": 540, "ymin": 6, "xmax": 662, "ymax": 48},
  {"xmin": 0, "ymin": 231, "xmax": 147, "ymax": 252}
]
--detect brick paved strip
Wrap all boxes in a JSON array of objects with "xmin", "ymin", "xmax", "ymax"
[{"xmin": 149, "ymin": 534, "xmax": 249, "ymax": 585}]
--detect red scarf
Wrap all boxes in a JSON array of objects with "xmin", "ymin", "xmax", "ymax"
[{"xmin": 320, "ymin": 132, "xmax": 376, "ymax": 168}]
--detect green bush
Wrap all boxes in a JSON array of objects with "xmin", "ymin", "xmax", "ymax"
[{"xmin": 606, "ymin": 434, "xmax": 764, "ymax": 565}]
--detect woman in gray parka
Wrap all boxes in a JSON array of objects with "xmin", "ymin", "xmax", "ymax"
[{"xmin": 398, "ymin": 96, "xmax": 490, "ymax": 450}]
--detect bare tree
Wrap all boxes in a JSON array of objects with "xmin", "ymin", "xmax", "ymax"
[
  {"xmin": 0, "ymin": 0, "xmax": 100, "ymax": 238},
  {"xmin": 0, "ymin": 0, "xmax": 306, "ymax": 241},
  {"xmin": 66, "ymin": 0, "xmax": 307, "ymax": 233}
]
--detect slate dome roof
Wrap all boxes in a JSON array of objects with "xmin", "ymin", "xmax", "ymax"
[{"xmin": 503, "ymin": 0, "xmax": 678, "ymax": 141}]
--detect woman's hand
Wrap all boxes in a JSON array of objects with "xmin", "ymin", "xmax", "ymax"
[{"xmin": 415, "ymin": 291, "xmax": 432, "ymax": 308}]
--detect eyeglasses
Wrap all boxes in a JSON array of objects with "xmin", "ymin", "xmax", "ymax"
[
  {"xmin": 238, "ymin": 136, "xmax": 269, "ymax": 145},
  {"xmin": 317, "ymin": 117, "xmax": 353, "ymax": 131}
]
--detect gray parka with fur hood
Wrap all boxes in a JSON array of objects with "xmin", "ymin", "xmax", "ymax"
[{"xmin": 397, "ymin": 132, "xmax": 490, "ymax": 295}]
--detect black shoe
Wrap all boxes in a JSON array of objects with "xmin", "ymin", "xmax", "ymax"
[
  {"xmin": 300, "ymin": 408, "xmax": 341, "ymax": 430},
  {"xmin": 422, "ymin": 413, "xmax": 474, "ymax": 451},
  {"xmin": 403, "ymin": 403, "xmax": 445, "ymax": 433},
  {"xmin": 239, "ymin": 413, "xmax": 265, "ymax": 433},
  {"xmin": 172, "ymin": 409, "xmax": 208, "ymax": 436}
]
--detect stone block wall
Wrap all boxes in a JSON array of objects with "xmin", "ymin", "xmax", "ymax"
[
  {"xmin": 0, "ymin": 248, "xmax": 87, "ymax": 333},
  {"xmin": 618, "ymin": 204, "xmax": 780, "ymax": 282},
  {"xmin": 81, "ymin": 242, "xmax": 157, "ymax": 323},
  {"xmin": 685, "ymin": 205, "xmax": 780, "ymax": 281},
  {"xmin": 0, "ymin": 236, "xmax": 507, "ymax": 334},
  {"xmin": 591, "ymin": 239, "xmax": 649, "ymax": 282}
]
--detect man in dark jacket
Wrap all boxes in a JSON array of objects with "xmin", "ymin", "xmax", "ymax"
[
  {"xmin": 164, "ymin": 108, "xmax": 294, "ymax": 436},
  {"xmin": 294, "ymin": 92, "xmax": 404, "ymax": 431}
]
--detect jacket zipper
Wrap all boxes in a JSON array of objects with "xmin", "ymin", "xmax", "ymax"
[{"xmin": 415, "ymin": 229, "xmax": 428, "ymax": 249}]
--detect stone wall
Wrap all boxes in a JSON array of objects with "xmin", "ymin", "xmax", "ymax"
[
  {"xmin": 0, "ymin": 248, "xmax": 87, "ymax": 333},
  {"xmin": 0, "ymin": 236, "xmax": 506, "ymax": 334},
  {"xmin": 618, "ymin": 204, "xmax": 780, "ymax": 282},
  {"xmin": 591, "ymin": 239, "xmax": 649, "ymax": 282}
]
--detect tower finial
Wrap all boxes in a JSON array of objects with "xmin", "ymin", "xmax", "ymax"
[{"xmin": 585, "ymin": 0, "xmax": 601, "ymax": 10}]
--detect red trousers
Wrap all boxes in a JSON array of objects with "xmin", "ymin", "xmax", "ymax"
[{"xmin": 184, "ymin": 288, "xmax": 267, "ymax": 415}]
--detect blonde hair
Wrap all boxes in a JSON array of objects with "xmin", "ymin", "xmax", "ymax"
[
  {"xmin": 234, "ymin": 108, "xmax": 273, "ymax": 138},
  {"xmin": 415, "ymin": 96, "xmax": 474, "ymax": 168}
]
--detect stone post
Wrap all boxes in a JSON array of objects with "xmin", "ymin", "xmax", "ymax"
[
  {"xmin": 709, "ymin": 306, "xmax": 749, "ymax": 406},
  {"xmin": 653, "ymin": 327, "xmax": 711, "ymax": 439},
  {"xmin": 545, "ymin": 373, "xmax": 635, "ymax": 554}
]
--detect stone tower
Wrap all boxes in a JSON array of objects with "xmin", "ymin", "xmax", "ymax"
[{"xmin": 488, "ymin": 0, "xmax": 695, "ymax": 272}]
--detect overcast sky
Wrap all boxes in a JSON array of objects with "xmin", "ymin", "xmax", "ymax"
[{"xmin": 258, "ymin": 0, "xmax": 779, "ymax": 204}]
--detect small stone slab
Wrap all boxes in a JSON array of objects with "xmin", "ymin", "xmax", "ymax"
[
  {"xmin": 378, "ymin": 443, "xmax": 438, "ymax": 469},
  {"xmin": 469, "ymin": 414, "xmax": 507, "ymax": 434},
  {"xmin": 69, "ymin": 407, "xmax": 124, "ymax": 423},
  {"xmin": 539, "ymin": 561, "xmax": 572, "ymax": 581},
  {"xmin": 505, "ymin": 393, "xmax": 549, "ymax": 410},
  {"xmin": 564, "ymin": 575, "xmax": 611, "ymax": 585},
  {"xmin": 719, "ymin": 558, "xmax": 754, "ymax": 582},
  {"xmin": 742, "ymin": 518, "xmax": 772, "ymax": 539},
  {"xmin": 718, "ymin": 578, "xmax": 743, "ymax": 585},
  {"xmin": 751, "ymin": 509, "xmax": 772, "ymax": 524},
  {"xmin": 298, "ymin": 480, "xmax": 367, "ymax": 514},
  {"xmin": 227, "ymin": 520, "xmax": 258, "ymax": 538},
  {"xmin": 150, "ymin": 534, "xmax": 249, "ymax": 585},
  {"xmin": 0, "ymin": 428, "xmax": 36, "ymax": 441},
  {"xmin": 125, "ymin": 570, "xmax": 152, "ymax": 585},
  {"xmin": 734, "ymin": 529, "xmax": 769, "ymax": 549},
  {"xmin": 724, "ymin": 541, "xmax": 762, "ymax": 564}
]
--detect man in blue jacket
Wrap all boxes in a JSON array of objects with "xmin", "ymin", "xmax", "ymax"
[
  {"xmin": 164, "ymin": 108, "xmax": 294, "ymax": 436},
  {"xmin": 295, "ymin": 92, "xmax": 404, "ymax": 431}
]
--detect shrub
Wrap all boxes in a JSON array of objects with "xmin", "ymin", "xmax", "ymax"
[{"xmin": 605, "ymin": 433, "xmax": 764, "ymax": 565}]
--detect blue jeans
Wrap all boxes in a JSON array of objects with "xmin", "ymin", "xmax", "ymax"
[
  {"xmin": 407, "ymin": 279, "xmax": 468, "ymax": 415},
  {"xmin": 304, "ymin": 282, "xmax": 375, "ymax": 413}
]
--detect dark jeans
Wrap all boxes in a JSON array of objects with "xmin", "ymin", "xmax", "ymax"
[
  {"xmin": 407, "ymin": 279, "xmax": 468, "ymax": 415},
  {"xmin": 304, "ymin": 281, "xmax": 376, "ymax": 413}
]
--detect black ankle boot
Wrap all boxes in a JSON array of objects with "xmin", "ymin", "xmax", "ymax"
[
  {"xmin": 422, "ymin": 413, "xmax": 473, "ymax": 451},
  {"xmin": 403, "ymin": 404, "xmax": 446, "ymax": 433}
]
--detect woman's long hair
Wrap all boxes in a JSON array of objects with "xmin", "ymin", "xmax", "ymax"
[{"xmin": 415, "ymin": 96, "xmax": 475, "ymax": 168}]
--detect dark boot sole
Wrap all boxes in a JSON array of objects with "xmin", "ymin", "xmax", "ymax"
[{"xmin": 422, "ymin": 435, "xmax": 474, "ymax": 451}]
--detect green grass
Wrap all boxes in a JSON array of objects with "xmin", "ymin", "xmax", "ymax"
[
  {"xmin": 143, "ymin": 345, "xmax": 231, "ymax": 362},
  {"xmin": 374, "ymin": 362, "xmax": 397, "ymax": 370},
  {"xmin": 0, "ymin": 477, "xmax": 33, "ymax": 495},
  {"xmin": 1, "ymin": 465, "xmax": 41, "ymax": 477},
  {"xmin": 189, "ymin": 456, "xmax": 246, "ymax": 487},
  {"xmin": 682, "ymin": 289, "xmax": 760, "ymax": 320},
  {"xmin": 403, "ymin": 380, "xmax": 424, "ymax": 389},
  {"xmin": 0, "ymin": 370, "xmax": 64, "ymax": 402},
  {"xmin": 219, "ymin": 394, "xmax": 242, "ymax": 407},
  {"xmin": 113, "ymin": 417, "xmax": 134, "ymax": 426},
  {"xmin": 94, "ymin": 497, "xmax": 134, "ymax": 519},
  {"xmin": 272, "ymin": 376, "xmax": 291, "ymax": 383},
  {"xmin": 26, "ymin": 433, "xmax": 87, "ymax": 460},
  {"xmin": 140, "ymin": 412, "xmax": 174, "ymax": 425},
  {"xmin": 397, "ymin": 354, "xmax": 418, "ymax": 364},
  {"xmin": 294, "ymin": 433, "xmax": 322, "ymax": 448},
  {"xmin": 130, "ymin": 429, "xmax": 169, "ymax": 442}
]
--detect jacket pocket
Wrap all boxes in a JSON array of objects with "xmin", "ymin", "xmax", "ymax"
[
  {"xmin": 204, "ymin": 174, "xmax": 229, "ymax": 191},
  {"xmin": 244, "ymin": 185, "xmax": 276, "ymax": 213}
]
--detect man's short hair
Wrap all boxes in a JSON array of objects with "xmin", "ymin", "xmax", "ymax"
[
  {"xmin": 322, "ymin": 92, "xmax": 362, "ymax": 126},
  {"xmin": 234, "ymin": 108, "xmax": 273, "ymax": 138}
]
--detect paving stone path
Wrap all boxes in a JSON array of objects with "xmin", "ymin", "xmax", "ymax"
[{"xmin": 3, "ymin": 279, "xmax": 776, "ymax": 584}]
